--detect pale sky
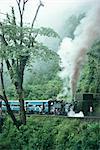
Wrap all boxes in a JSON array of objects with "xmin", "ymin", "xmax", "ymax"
[{"xmin": 0, "ymin": 0, "xmax": 98, "ymax": 32}]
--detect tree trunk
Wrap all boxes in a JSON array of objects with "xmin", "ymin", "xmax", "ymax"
[
  {"xmin": 17, "ymin": 88, "xmax": 26, "ymax": 125},
  {"xmin": 0, "ymin": 60, "xmax": 19, "ymax": 128},
  {"xmin": 15, "ymin": 64, "xmax": 26, "ymax": 125}
]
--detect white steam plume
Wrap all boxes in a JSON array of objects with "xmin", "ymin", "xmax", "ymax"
[{"xmin": 58, "ymin": 5, "xmax": 100, "ymax": 100}]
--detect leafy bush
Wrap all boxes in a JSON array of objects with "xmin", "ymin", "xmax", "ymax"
[{"xmin": 0, "ymin": 116, "xmax": 100, "ymax": 150}]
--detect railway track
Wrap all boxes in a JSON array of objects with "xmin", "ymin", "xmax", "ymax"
[{"xmin": 27, "ymin": 114, "xmax": 100, "ymax": 121}]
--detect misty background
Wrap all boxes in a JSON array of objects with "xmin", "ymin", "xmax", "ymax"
[
  {"xmin": 0, "ymin": 0, "xmax": 98, "ymax": 50},
  {"xmin": 0, "ymin": 0, "xmax": 100, "ymax": 99}
]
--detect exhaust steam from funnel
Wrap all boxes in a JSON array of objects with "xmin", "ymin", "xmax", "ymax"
[{"xmin": 57, "ymin": 5, "xmax": 100, "ymax": 100}]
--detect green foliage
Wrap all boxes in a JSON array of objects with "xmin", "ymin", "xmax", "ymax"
[
  {"xmin": 0, "ymin": 6, "xmax": 60, "ymax": 102},
  {"xmin": 24, "ymin": 77, "xmax": 62, "ymax": 100},
  {"xmin": 0, "ymin": 22, "xmax": 59, "ymax": 60},
  {"xmin": 78, "ymin": 41, "xmax": 100, "ymax": 93},
  {"xmin": 0, "ymin": 116, "xmax": 100, "ymax": 150},
  {"xmin": 23, "ymin": 54, "xmax": 62, "ymax": 100},
  {"xmin": 32, "ymin": 27, "xmax": 60, "ymax": 38},
  {"xmin": 24, "ymin": 63, "xmax": 62, "ymax": 99},
  {"xmin": 5, "ymin": 85, "xmax": 16, "ymax": 100}
]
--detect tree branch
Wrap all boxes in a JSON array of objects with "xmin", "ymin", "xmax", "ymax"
[
  {"xmin": 28, "ymin": 0, "xmax": 44, "ymax": 47},
  {"xmin": 31, "ymin": 0, "xmax": 44, "ymax": 29},
  {"xmin": 22, "ymin": 0, "xmax": 29, "ymax": 15},
  {"xmin": 16, "ymin": 0, "xmax": 22, "ymax": 17},
  {"xmin": 0, "ymin": 34, "xmax": 8, "ymax": 46},
  {"xmin": 16, "ymin": 0, "xmax": 29, "ymax": 45},
  {"xmin": 0, "ymin": 59, "xmax": 19, "ymax": 128},
  {"xmin": 24, "ymin": 0, "xmax": 29, "ymax": 3},
  {"xmin": 0, "ymin": 22, "xmax": 8, "ymax": 46},
  {"xmin": 0, "ymin": 27, "xmax": 15, "ymax": 80}
]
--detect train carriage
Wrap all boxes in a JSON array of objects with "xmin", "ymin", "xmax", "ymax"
[{"xmin": 25, "ymin": 100, "xmax": 49, "ymax": 114}]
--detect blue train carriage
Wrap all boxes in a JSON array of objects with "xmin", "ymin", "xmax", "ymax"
[
  {"xmin": 2, "ymin": 100, "xmax": 20, "ymax": 112},
  {"xmin": 2, "ymin": 100, "xmax": 49, "ymax": 113},
  {"xmin": 25, "ymin": 100, "xmax": 49, "ymax": 114},
  {"xmin": 10, "ymin": 101, "xmax": 20, "ymax": 112},
  {"xmin": 2, "ymin": 101, "xmax": 7, "ymax": 111}
]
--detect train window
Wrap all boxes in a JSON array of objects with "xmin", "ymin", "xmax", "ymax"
[
  {"xmin": 28, "ymin": 105, "xmax": 33, "ymax": 107},
  {"xmin": 11, "ymin": 104, "xmax": 19, "ymax": 106},
  {"xmin": 13, "ymin": 105, "xmax": 19, "ymax": 107}
]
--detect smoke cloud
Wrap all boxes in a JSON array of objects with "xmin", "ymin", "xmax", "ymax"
[{"xmin": 58, "ymin": 5, "xmax": 100, "ymax": 100}]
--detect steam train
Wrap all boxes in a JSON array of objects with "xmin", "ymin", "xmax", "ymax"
[{"xmin": 0, "ymin": 93, "xmax": 100, "ymax": 116}]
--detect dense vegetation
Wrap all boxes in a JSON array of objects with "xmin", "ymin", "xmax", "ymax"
[
  {"xmin": 78, "ymin": 41, "xmax": 100, "ymax": 93},
  {"xmin": 0, "ymin": 116, "xmax": 100, "ymax": 150},
  {"xmin": 6, "ymin": 57, "xmax": 63, "ymax": 100}
]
